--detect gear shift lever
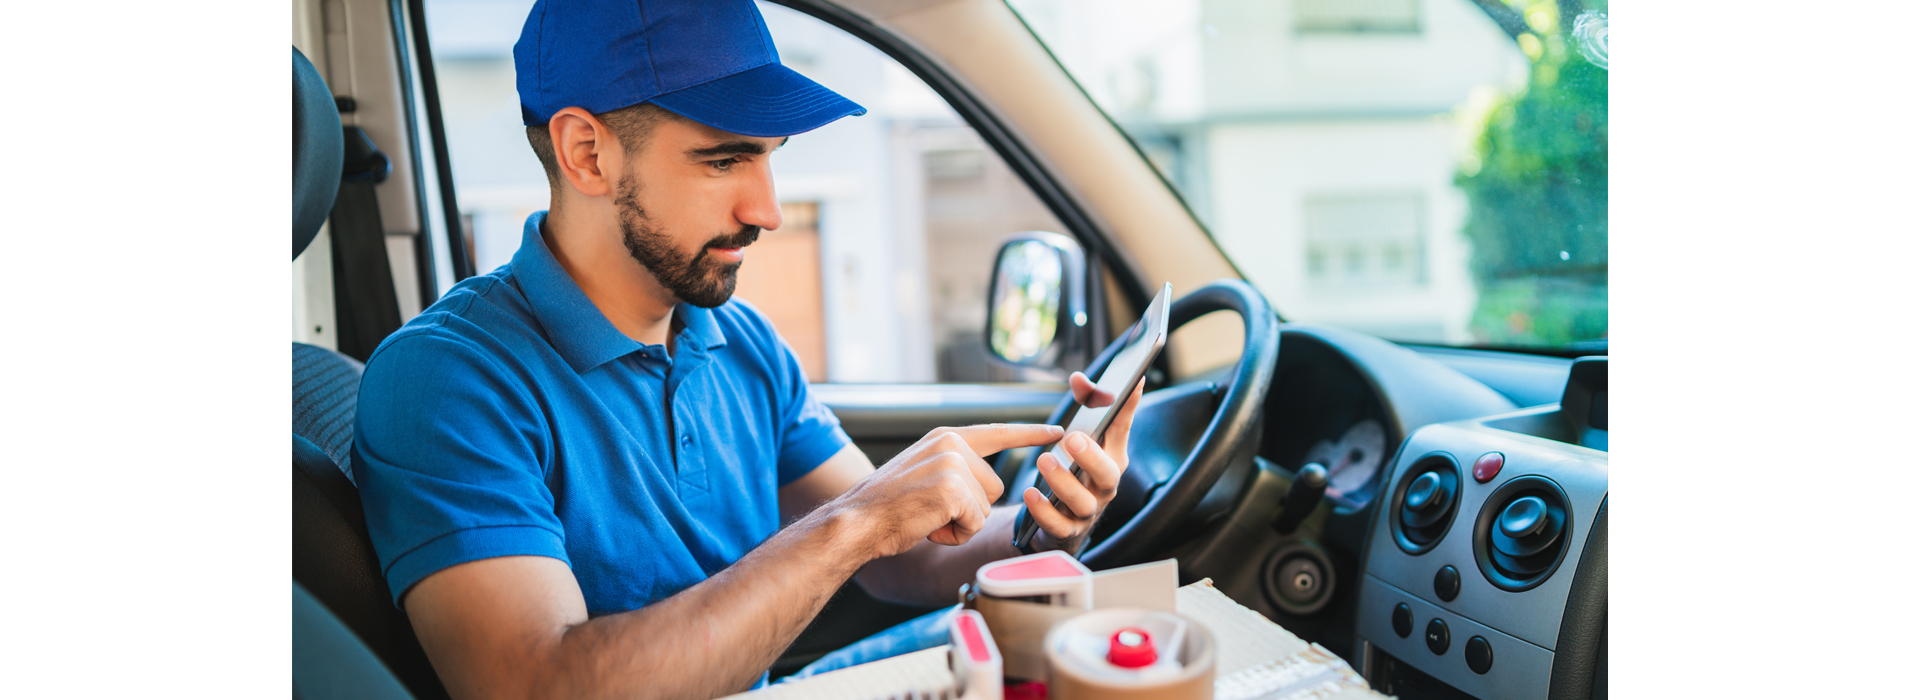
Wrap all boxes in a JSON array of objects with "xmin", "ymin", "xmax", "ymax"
[{"xmin": 1272, "ymin": 463, "xmax": 1329, "ymax": 535}]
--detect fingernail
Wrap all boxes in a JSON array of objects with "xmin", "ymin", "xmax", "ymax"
[
  {"xmin": 1049, "ymin": 425, "xmax": 1065, "ymax": 436},
  {"xmin": 1068, "ymin": 433, "xmax": 1089, "ymax": 452}
]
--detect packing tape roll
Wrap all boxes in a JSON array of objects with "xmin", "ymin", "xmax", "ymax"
[
  {"xmin": 967, "ymin": 592, "xmax": 1084, "ymax": 680},
  {"xmin": 1044, "ymin": 609, "xmax": 1215, "ymax": 700}
]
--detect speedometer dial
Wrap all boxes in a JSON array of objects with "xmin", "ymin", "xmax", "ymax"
[{"xmin": 1304, "ymin": 418, "xmax": 1388, "ymax": 508}]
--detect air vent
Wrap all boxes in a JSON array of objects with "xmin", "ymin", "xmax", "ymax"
[
  {"xmin": 1389, "ymin": 454, "xmax": 1462, "ymax": 554},
  {"xmin": 1474, "ymin": 476, "xmax": 1573, "ymax": 591}
]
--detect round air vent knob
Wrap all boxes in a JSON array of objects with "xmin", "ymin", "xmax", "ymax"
[
  {"xmin": 1405, "ymin": 472, "xmax": 1440, "ymax": 509},
  {"xmin": 1400, "ymin": 471, "xmax": 1453, "ymax": 529},
  {"xmin": 1498, "ymin": 496, "xmax": 1547, "ymax": 538},
  {"xmin": 1491, "ymin": 495, "xmax": 1565, "ymax": 559}
]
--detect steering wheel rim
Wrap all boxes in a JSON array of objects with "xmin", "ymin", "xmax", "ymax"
[{"xmin": 1013, "ymin": 279, "xmax": 1280, "ymax": 569}]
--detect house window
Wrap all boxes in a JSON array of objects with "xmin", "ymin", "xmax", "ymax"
[
  {"xmin": 1304, "ymin": 193, "xmax": 1426, "ymax": 289},
  {"xmin": 1295, "ymin": 0, "xmax": 1421, "ymax": 34}
]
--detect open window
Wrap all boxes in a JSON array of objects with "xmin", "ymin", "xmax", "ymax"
[{"xmin": 414, "ymin": 0, "xmax": 1090, "ymax": 385}]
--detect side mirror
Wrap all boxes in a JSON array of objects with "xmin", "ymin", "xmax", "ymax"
[{"xmin": 985, "ymin": 232, "xmax": 1094, "ymax": 371}]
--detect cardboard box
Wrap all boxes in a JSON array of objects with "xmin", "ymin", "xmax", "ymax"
[{"xmin": 733, "ymin": 576, "xmax": 1386, "ymax": 700}]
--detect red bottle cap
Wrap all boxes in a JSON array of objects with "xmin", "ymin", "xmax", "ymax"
[{"xmin": 1106, "ymin": 627, "xmax": 1158, "ymax": 668}]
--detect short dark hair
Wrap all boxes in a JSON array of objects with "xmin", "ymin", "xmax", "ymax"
[{"xmin": 525, "ymin": 102, "xmax": 679, "ymax": 192}]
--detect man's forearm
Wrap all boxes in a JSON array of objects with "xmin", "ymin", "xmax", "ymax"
[{"xmin": 542, "ymin": 505, "xmax": 873, "ymax": 699}]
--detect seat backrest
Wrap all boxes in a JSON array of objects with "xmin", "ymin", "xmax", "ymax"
[
  {"xmin": 294, "ymin": 579, "xmax": 414, "ymax": 700},
  {"xmin": 293, "ymin": 45, "xmax": 448, "ymax": 700},
  {"xmin": 294, "ymin": 436, "xmax": 447, "ymax": 700}
]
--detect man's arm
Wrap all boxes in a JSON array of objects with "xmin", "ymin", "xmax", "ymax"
[
  {"xmin": 783, "ymin": 375, "xmax": 1143, "ymax": 607},
  {"xmin": 405, "ymin": 422, "xmax": 1062, "ymax": 700}
]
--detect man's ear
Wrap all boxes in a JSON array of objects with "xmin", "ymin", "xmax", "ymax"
[{"xmin": 550, "ymin": 107, "xmax": 622, "ymax": 199}]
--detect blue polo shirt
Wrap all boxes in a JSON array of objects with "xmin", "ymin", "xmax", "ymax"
[{"xmin": 353, "ymin": 211, "xmax": 852, "ymax": 614}]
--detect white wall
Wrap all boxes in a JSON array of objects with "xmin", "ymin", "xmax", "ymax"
[{"xmin": 1207, "ymin": 118, "xmax": 1476, "ymax": 341}]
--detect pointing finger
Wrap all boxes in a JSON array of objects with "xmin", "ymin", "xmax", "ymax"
[{"xmin": 943, "ymin": 423, "xmax": 1066, "ymax": 458}]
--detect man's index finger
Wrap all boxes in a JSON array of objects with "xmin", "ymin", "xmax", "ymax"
[{"xmin": 949, "ymin": 423, "xmax": 1064, "ymax": 457}]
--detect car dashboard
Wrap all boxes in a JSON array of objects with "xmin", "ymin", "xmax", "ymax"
[{"xmin": 1164, "ymin": 325, "xmax": 1606, "ymax": 700}]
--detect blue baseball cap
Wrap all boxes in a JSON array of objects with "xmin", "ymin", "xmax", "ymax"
[{"xmin": 514, "ymin": 0, "xmax": 866, "ymax": 138}]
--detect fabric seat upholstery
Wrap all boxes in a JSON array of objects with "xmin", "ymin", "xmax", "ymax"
[
  {"xmin": 291, "ymin": 45, "xmax": 446, "ymax": 700},
  {"xmin": 293, "ymin": 343, "xmax": 365, "ymax": 482}
]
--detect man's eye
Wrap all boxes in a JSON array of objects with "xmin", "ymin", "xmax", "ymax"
[{"xmin": 709, "ymin": 156, "xmax": 743, "ymax": 172}]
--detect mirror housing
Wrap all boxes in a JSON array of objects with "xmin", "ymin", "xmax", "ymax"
[{"xmin": 985, "ymin": 232, "xmax": 1096, "ymax": 371}]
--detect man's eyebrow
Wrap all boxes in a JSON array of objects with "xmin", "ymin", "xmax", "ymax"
[{"xmin": 686, "ymin": 138, "xmax": 785, "ymax": 159}]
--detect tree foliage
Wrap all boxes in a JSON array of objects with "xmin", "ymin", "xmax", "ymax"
[{"xmin": 1456, "ymin": 0, "xmax": 1608, "ymax": 346}]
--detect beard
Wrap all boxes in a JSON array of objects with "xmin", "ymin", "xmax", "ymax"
[{"xmin": 615, "ymin": 173, "xmax": 760, "ymax": 309}]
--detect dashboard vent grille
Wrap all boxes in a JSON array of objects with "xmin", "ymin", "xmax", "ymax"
[
  {"xmin": 1474, "ymin": 475, "xmax": 1574, "ymax": 591},
  {"xmin": 1389, "ymin": 454, "xmax": 1461, "ymax": 554}
]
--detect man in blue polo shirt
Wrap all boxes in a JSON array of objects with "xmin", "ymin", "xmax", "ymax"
[{"xmin": 353, "ymin": 1, "xmax": 1142, "ymax": 698}]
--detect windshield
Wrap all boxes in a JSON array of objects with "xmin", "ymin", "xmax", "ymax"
[{"xmin": 1008, "ymin": 0, "xmax": 1607, "ymax": 350}]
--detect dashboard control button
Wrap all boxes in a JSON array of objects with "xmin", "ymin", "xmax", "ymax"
[
  {"xmin": 1391, "ymin": 603, "xmax": 1413, "ymax": 638},
  {"xmin": 1465, "ymin": 636, "xmax": 1493, "ymax": 674},
  {"xmin": 1434, "ymin": 565, "xmax": 1460, "ymax": 602},
  {"xmin": 1499, "ymin": 496, "xmax": 1549, "ymax": 539},
  {"xmin": 1405, "ymin": 472, "xmax": 1441, "ymax": 510},
  {"xmin": 1473, "ymin": 452, "xmax": 1503, "ymax": 483},
  {"xmin": 1425, "ymin": 618, "xmax": 1450, "ymax": 655}
]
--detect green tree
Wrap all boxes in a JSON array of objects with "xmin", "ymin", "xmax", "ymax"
[{"xmin": 1457, "ymin": 0, "xmax": 1608, "ymax": 346}]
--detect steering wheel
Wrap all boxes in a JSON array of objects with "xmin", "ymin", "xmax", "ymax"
[{"xmin": 1009, "ymin": 279, "xmax": 1280, "ymax": 570}]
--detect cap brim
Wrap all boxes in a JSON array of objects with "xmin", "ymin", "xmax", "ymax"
[{"xmin": 647, "ymin": 63, "xmax": 867, "ymax": 138}]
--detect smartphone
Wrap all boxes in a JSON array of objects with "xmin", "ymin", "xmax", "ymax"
[{"xmin": 1012, "ymin": 282, "xmax": 1172, "ymax": 551}]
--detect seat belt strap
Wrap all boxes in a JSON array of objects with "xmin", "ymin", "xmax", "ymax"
[{"xmin": 328, "ymin": 126, "xmax": 403, "ymax": 363}]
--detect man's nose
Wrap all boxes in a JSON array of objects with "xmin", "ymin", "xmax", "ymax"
[{"xmin": 735, "ymin": 162, "xmax": 782, "ymax": 232}]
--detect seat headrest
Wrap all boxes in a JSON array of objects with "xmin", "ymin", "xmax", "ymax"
[{"xmin": 294, "ymin": 47, "xmax": 344, "ymax": 261}]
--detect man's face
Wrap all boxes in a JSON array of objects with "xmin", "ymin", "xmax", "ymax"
[{"xmin": 613, "ymin": 116, "xmax": 787, "ymax": 308}]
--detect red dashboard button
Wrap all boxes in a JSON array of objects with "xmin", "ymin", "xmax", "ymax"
[{"xmin": 1473, "ymin": 453, "xmax": 1504, "ymax": 483}]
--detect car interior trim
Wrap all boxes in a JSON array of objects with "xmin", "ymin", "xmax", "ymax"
[
  {"xmin": 1359, "ymin": 575, "xmax": 1556, "ymax": 699},
  {"xmin": 399, "ymin": 0, "xmax": 475, "ymax": 283}
]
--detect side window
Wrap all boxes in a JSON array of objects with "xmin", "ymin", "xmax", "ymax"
[{"xmin": 421, "ymin": 0, "xmax": 1067, "ymax": 383}]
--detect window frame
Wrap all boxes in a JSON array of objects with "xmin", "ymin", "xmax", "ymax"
[{"xmin": 764, "ymin": 0, "xmax": 1151, "ymax": 320}]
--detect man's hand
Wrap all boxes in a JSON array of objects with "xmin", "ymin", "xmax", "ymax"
[
  {"xmin": 1021, "ymin": 372, "xmax": 1145, "ymax": 551},
  {"xmin": 828, "ymin": 423, "xmax": 1064, "ymax": 558}
]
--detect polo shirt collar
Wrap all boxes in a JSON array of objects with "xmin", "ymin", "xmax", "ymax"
[
  {"xmin": 512, "ymin": 212, "xmax": 727, "ymax": 373},
  {"xmin": 513, "ymin": 212, "xmax": 642, "ymax": 373},
  {"xmin": 675, "ymin": 302, "xmax": 728, "ymax": 353}
]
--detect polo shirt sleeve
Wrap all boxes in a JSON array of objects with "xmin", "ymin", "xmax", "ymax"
[
  {"xmin": 353, "ymin": 330, "xmax": 566, "ymax": 608},
  {"xmin": 767, "ymin": 329, "xmax": 852, "ymax": 487}
]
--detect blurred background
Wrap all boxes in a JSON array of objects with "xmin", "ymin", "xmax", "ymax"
[{"xmin": 420, "ymin": 0, "xmax": 1607, "ymax": 382}]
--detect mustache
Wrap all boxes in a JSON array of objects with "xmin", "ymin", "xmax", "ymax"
[{"xmin": 702, "ymin": 226, "xmax": 761, "ymax": 252}]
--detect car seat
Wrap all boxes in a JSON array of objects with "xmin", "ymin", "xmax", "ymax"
[{"xmin": 291, "ymin": 45, "xmax": 447, "ymax": 700}]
